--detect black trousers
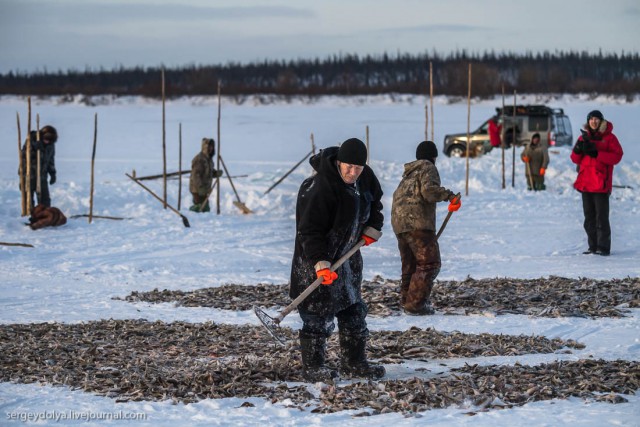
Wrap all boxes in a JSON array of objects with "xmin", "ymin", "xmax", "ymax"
[{"xmin": 581, "ymin": 192, "xmax": 611, "ymax": 253}]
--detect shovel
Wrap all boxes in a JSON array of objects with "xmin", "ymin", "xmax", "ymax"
[
  {"xmin": 436, "ymin": 193, "xmax": 461, "ymax": 240},
  {"xmin": 254, "ymin": 227, "xmax": 382, "ymax": 346}
]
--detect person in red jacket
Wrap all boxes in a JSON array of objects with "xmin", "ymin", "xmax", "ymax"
[
  {"xmin": 488, "ymin": 116, "xmax": 502, "ymax": 148},
  {"xmin": 570, "ymin": 110, "xmax": 623, "ymax": 256}
]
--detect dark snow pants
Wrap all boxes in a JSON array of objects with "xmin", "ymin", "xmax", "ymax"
[
  {"xmin": 582, "ymin": 192, "xmax": 611, "ymax": 253},
  {"xmin": 396, "ymin": 229, "xmax": 441, "ymax": 312},
  {"xmin": 298, "ymin": 301, "xmax": 369, "ymax": 340}
]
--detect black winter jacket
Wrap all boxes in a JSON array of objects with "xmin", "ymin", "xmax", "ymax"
[
  {"xmin": 289, "ymin": 147, "xmax": 383, "ymax": 315},
  {"xmin": 21, "ymin": 135, "xmax": 56, "ymax": 185}
]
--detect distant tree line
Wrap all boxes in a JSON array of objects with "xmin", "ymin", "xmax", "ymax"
[{"xmin": 1, "ymin": 50, "xmax": 639, "ymax": 98}]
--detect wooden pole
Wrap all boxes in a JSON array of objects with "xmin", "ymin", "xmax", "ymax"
[
  {"xmin": 465, "ymin": 63, "xmax": 471, "ymax": 196},
  {"xmin": 310, "ymin": 133, "xmax": 316, "ymax": 155},
  {"xmin": 26, "ymin": 97, "xmax": 32, "ymax": 215},
  {"xmin": 178, "ymin": 123, "xmax": 183, "ymax": 210},
  {"xmin": 512, "ymin": 90, "xmax": 517, "ymax": 188},
  {"xmin": 365, "ymin": 125, "xmax": 370, "ymax": 164},
  {"xmin": 125, "ymin": 173, "xmax": 190, "ymax": 227},
  {"xmin": 218, "ymin": 155, "xmax": 252, "ymax": 214},
  {"xmin": 89, "ymin": 113, "xmax": 98, "ymax": 223},
  {"xmin": 424, "ymin": 105, "xmax": 429, "ymax": 141},
  {"xmin": 216, "ymin": 80, "xmax": 222, "ymax": 215},
  {"xmin": 162, "ymin": 68, "xmax": 167, "ymax": 209},
  {"xmin": 0, "ymin": 242, "xmax": 34, "ymax": 248},
  {"xmin": 429, "ymin": 61, "xmax": 434, "ymax": 142},
  {"xmin": 17, "ymin": 112, "xmax": 26, "ymax": 216},
  {"xmin": 36, "ymin": 115, "xmax": 41, "ymax": 202},
  {"xmin": 501, "ymin": 84, "xmax": 506, "ymax": 189},
  {"xmin": 263, "ymin": 150, "xmax": 313, "ymax": 195}
]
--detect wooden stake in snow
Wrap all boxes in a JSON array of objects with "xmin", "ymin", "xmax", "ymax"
[
  {"xmin": 424, "ymin": 105, "xmax": 429, "ymax": 141},
  {"xmin": 501, "ymin": 84, "xmax": 506, "ymax": 189},
  {"xmin": 0, "ymin": 242, "xmax": 34, "ymax": 248},
  {"xmin": 161, "ymin": 68, "xmax": 167, "ymax": 209},
  {"xmin": 89, "ymin": 113, "xmax": 98, "ymax": 224},
  {"xmin": 216, "ymin": 80, "xmax": 222, "ymax": 215},
  {"xmin": 125, "ymin": 173, "xmax": 190, "ymax": 227},
  {"xmin": 263, "ymin": 150, "xmax": 313, "ymax": 196},
  {"xmin": 36, "ymin": 115, "xmax": 41, "ymax": 201},
  {"xmin": 178, "ymin": 123, "xmax": 182, "ymax": 211},
  {"xmin": 512, "ymin": 90, "xmax": 517, "ymax": 188},
  {"xmin": 310, "ymin": 133, "xmax": 316, "ymax": 155},
  {"xmin": 429, "ymin": 61, "xmax": 435, "ymax": 142},
  {"xmin": 17, "ymin": 112, "xmax": 26, "ymax": 216},
  {"xmin": 465, "ymin": 63, "xmax": 472, "ymax": 196},
  {"xmin": 365, "ymin": 125, "xmax": 370, "ymax": 164},
  {"xmin": 26, "ymin": 97, "xmax": 32, "ymax": 215}
]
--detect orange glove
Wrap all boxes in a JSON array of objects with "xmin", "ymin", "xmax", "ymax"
[
  {"xmin": 362, "ymin": 234, "xmax": 377, "ymax": 246},
  {"xmin": 316, "ymin": 268, "xmax": 338, "ymax": 285},
  {"xmin": 539, "ymin": 168, "xmax": 546, "ymax": 176},
  {"xmin": 448, "ymin": 199, "xmax": 461, "ymax": 212},
  {"xmin": 522, "ymin": 156, "xmax": 530, "ymax": 163}
]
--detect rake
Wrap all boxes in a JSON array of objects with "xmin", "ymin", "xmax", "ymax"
[{"xmin": 254, "ymin": 228, "xmax": 382, "ymax": 345}]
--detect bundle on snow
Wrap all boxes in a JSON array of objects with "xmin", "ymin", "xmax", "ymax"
[{"xmin": 28, "ymin": 205, "xmax": 67, "ymax": 230}]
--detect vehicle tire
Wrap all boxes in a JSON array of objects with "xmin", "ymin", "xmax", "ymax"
[{"xmin": 447, "ymin": 144, "xmax": 466, "ymax": 157}]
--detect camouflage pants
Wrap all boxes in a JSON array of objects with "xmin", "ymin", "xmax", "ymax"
[{"xmin": 396, "ymin": 229, "xmax": 441, "ymax": 312}]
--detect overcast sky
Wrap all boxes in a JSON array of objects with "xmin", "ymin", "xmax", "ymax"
[{"xmin": 1, "ymin": 0, "xmax": 639, "ymax": 74}]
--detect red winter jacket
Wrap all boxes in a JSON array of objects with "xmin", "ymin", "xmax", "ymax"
[
  {"xmin": 488, "ymin": 118, "xmax": 502, "ymax": 147},
  {"xmin": 570, "ymin": 120, "xmax": 623, "ymax": 194}
]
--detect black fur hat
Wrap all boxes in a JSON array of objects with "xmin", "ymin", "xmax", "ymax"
[{"xmin": 416, "ymin": 140, "xmax": 438, "ymax": 161}]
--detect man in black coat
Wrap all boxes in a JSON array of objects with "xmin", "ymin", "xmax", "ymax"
[
  {"xmin": 21, "ymin": 125, "xmax": 58, "ymax": 208},
  {"xmin": 290, "ymin": 138, "xmax": 385, "ymax": 382}
]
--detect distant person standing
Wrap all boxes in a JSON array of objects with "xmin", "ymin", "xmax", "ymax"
[
  {"xmin": 391, "ymin": 141, "xmax": 460, "ymax": 315},
  {"xmin": 520, "ymin": 133, "xmax": 549, "ymax": 191},
  {"xmin": 189, "ymin": 138, "xmax": 221, "ymax": 212},
  {"xmin": 488, "ymin": 116, "xmax": 502, "ymax": 148},
  {"xmin": 570, "ymin": 110, "xmax": 623, "ymax": 256},
  {"xmin": 20, "ymin": 125, "xmax": 58, "ymax": 208}
]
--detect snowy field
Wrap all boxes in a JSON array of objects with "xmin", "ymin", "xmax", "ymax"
[{"xmin": 0, "ymin": 94, "xmax": 639, "ymax": 426}]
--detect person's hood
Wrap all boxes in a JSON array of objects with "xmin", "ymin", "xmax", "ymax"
[
  {"xmin": 402, "ymin": 159, "xmax": 433, "ymax": 177},
  {"xmin": 309, "ymin": 147, "xmax": 342, "ymax": 181},
  {"xmin": 582, "ymin": 119, "xmax": 613, "ymax": 136}
]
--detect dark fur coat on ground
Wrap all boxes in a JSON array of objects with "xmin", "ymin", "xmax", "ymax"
[{"xmin": 28, "ymin": 205, "xmax": 67, "ymax": 230}]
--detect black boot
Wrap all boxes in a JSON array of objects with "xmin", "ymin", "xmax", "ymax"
[
  {"xmin": 299, "ymin": 332, "xmax": 338, "ymax": 383},
  {"xmin": 339, "ymin": 334, "xmax": 385, "ymax": 380}
]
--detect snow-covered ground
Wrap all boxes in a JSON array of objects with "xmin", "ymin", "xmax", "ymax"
[{"xmin": 0, "ymin": 94, "xmax": 638, "ymax": 426}]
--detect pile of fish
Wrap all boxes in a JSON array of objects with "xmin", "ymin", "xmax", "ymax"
[
  {"xmin": 1, "ymin": 319, "xmax": 588, "ymax": 408},
  {"xmin": 320, "ymin": 359, "xmax": 639, "ymax": 415},
  {"xmin": 120, "ymin": 276, "xmax": 639, "ymax": 318}
]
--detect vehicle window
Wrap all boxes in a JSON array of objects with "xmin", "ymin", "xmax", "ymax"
[
  {"xmin": 554, "ymin": 116, "xmax": 564, "ymax": 133},
  {"xmin": 563, "ymin": 117, "xmax": 572, "ymax": 135},
  {"xmin": 528, "ymin": 116, "xmax": 549, "ymax": 132},
  {"xmin": 478, "ymin": 121, "xmax": 489, "ymax": 133}
]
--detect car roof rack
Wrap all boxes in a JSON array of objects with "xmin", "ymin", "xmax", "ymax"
[{"xmin": 496, "ymin": 105, "xmax": 563, "ymax": 116}]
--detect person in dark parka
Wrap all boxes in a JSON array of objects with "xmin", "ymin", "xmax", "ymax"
[
  {"xmin": 521, "ymin": 133, "xmax": 549, "ymax": 191},
  {"xmin": 189, "ymin": 138, "xmax": 222, "ymax": 212},
  {"xmin": 290, "ymin": 138, "xmax": 384, "ymax": 382},
  {"xmin": 20, "ymin": 125, "xmax": 57, "ymax": 208}
]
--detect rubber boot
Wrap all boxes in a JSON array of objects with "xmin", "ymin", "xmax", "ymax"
[
  {"xmin": 299, "ymin": 332, "xmax": 338, "ymax": 383},
  {"xmin": 339, "ymin": 334, "xmax": 385, "ymax": 380},
  {"xmin": 404, "ymin": 271, "xmax": 436, "ymax": 315}
]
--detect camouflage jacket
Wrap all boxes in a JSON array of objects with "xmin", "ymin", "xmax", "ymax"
[
  {"xmin": 521, "ymin": 142, "xmax": 549, "ymax": 176},
  {"xmin": 391, "ymin": 160, "xmax": 453, "ymax": 235},
  {"xmin": 189, "ymin": 139, "xmax": 216, "ymax": 196}
]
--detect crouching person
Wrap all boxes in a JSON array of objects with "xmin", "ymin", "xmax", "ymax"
[
  {"xmin": 391, "ymin": 141, "xmax": 461, "ymax": 315},
  {"xmin": 290, "ymin": 138, "xmax": 385, "ymax": 382}
]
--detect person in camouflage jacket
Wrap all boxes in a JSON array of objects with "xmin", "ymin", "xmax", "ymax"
[
  {"xmin": 391, "ymin": 141, "xmax": 460, "ymax": 315},
  {"xmin": 520, "ymin": 133, "xmax": 549, "ymax": 191},
  {"xmin": 189, "ymin": 138, "xmax": 221, "ymax": 212}
]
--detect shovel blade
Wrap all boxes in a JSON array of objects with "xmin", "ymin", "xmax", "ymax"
[
  {"xmin": 253, "ymin": 305, "xmax": 286, "ymax": 346},
  {"xmin": 233, "ymin": 201, "xmax": 253, "ymax": 215}
]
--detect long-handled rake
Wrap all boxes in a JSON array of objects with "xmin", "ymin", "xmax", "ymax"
[
  {"xmin": 436, "ymin": 193, "xmax": 461, "ymax": 240},
  {"xmin": 254, "ymin": 228, "xmax": 382, "ymax": 345}
]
